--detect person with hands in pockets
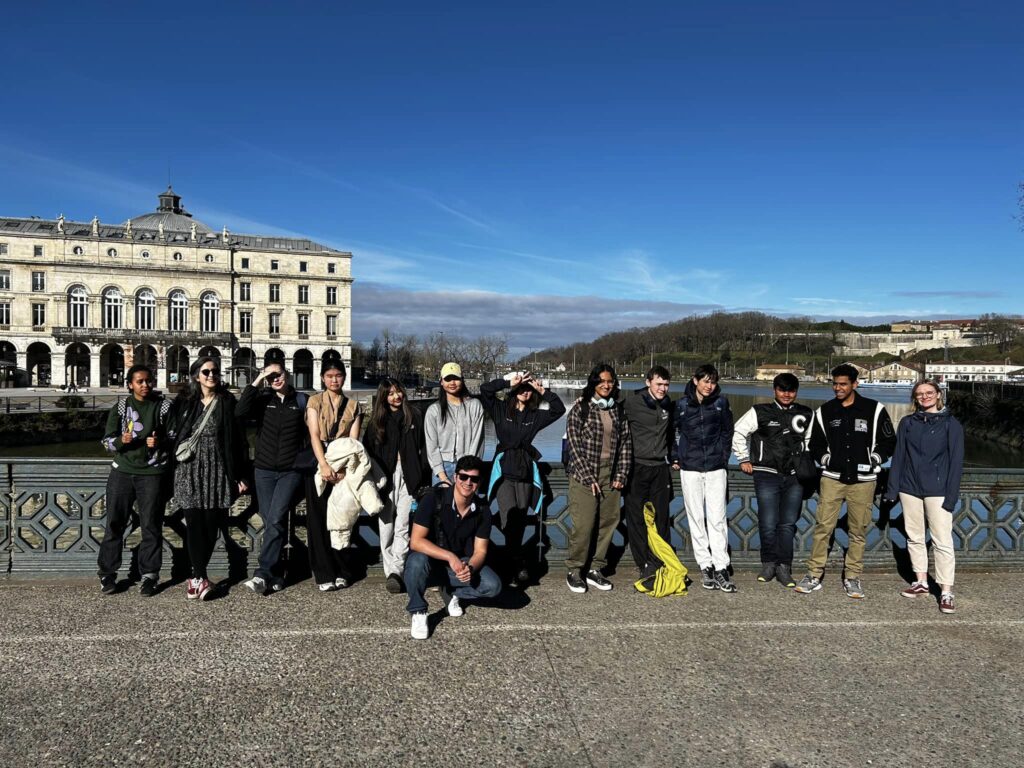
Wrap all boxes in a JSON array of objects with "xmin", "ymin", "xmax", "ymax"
[{"xmin": 797, "ymin": 363, "xmax": 896, "ymax": 599}]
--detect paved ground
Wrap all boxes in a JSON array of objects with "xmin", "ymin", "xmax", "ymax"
[{"xmin": 2, "ymin": 568, "xmax": 1021, "ymax": 768}]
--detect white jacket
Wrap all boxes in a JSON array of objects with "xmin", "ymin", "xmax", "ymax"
[{"xmin": 315, "ymin": 437, "xmax": 384, "ymax": 549}]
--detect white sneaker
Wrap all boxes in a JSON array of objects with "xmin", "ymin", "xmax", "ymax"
[
  {"xmin": 244, "ymin": 576, "xmax": 267, "ymax": 594},
  {"xmin": 410, "ymin": 612, "xmax": 429, "ymax": 640},
  {"xmin": 447, "ymin": 594, "xmax": 463, "ymax": 617}
]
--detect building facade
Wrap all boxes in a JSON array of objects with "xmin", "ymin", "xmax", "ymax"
[
  {"xmin": 925, "ymin": 361, "xmax": 1024, "ymax": 383},
  {"xmin": 0, "ymin": 188, "xmax": 353, "ymax": 390},
  {"xmin": 754, "ymin": 363, "xmax": 806, "ymax": 382}
]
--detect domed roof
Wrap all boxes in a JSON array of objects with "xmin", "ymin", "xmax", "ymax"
[{"xmin": 125, "ymin": 187, "xmax": 213, "ymax": 234}]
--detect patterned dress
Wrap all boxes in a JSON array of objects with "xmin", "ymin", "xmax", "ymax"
[{"xmin": 173, "ymin": 405, "xmax": 233, "ymax": 510}]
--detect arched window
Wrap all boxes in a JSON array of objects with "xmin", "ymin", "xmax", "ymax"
[
  {"xmin": 169, "ymin": 290, "xmax": 188, "ymax": 332},
  {"xmin": 67, "ymin": 286, "xmax": 88, "ymax": 328},
  {"xmin": 200, "ymin": 292, "xmax": 219, "ymax": 333},
  {"xmin": 135, "ymin": 289, "xmax": 156, "ymax": 331},
  {"xmin": 102, "ymin": 287, "xmax": 123, "ymax": 329}
]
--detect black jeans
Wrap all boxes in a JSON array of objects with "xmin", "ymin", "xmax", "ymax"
[
  {"xmin": 182, "ymin": 507, "xmax": 228, "ymax": 579},
  {"xmin": 753, "ymin": 472, "xmax": 804, "ymax": 565},
  {"xmin": 97, "ymin": 469, "xmax": 165, "ymax": 580},
  {"xmin": 304, "ymin": 475, "xmax": 354, "ymax": 586},
  {"xmin": 623, "ymin": 463, "xmax": 673, "ymax": 576}
]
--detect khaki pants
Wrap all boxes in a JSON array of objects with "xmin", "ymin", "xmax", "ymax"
[
  {"xmin": 900, "ymin": 493, "xmax": 955, "ymax": 586},
  {"xmin": 806, "ymin": 477, "xmax": 876, "ymax": 579},
  {"xmin": 566, "ymin": 460, "xmax": 621, "ymax": 573}
]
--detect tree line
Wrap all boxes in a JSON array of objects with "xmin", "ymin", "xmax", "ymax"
[{"xmin": 353, "ymin": 331, "xmax": 510, "ymax": 380}]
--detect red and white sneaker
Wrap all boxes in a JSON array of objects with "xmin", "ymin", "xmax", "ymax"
[
  {"xmin": 900, "ymin": 581, "xmax": 929, "ymax": 598},
  {"xmin": 939, "ymin": 593, "xmax": 956, "ymax": 614},
  {"xmin": 186, "ymin": 577, "xmax": 202, "ymax": 600},
  {"xmin": 197, "ymin": 578, "xmax": 213, "ymax": 601}
]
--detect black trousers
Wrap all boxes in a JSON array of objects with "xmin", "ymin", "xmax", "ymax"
[
  {"xmin": 97, "ymin": 469, "xmax": 165, "ymax": 579},
  {"xmin": 623, "ymin": 463, "xmax": 674, "ymax": 576},
  {"xmin": 495, "ymin": 479, "xmax": 532, "ymax": 569},
  {"xmin": 182, "ymin": 507, "xmax": 228, "ymax": 579},
  {"xmin": 304, "ymin": 476, "xmax": 354, "ymax": 585}
]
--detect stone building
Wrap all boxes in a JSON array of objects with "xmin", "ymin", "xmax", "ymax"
[
  {"xmin": 754, "ymin": 363, "xmax": 806, "ymax": 382},
  {"xmin": 0, "ymin": 188, "xmax": 352, "ymax": 390}
]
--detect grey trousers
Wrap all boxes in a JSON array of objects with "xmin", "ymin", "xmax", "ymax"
[{"xmin": 379, "ymin": 462, "xmax": 415, "ymax": 578}]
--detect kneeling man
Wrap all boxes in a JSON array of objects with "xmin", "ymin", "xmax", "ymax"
[{"xmin": 406, "ymin": 455, "xmax": 502, "ymax": 639}]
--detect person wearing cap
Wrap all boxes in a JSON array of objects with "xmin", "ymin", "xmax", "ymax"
[{"xmin": 424, "ymin": 362, "xmax": 485, "ymax": 486}]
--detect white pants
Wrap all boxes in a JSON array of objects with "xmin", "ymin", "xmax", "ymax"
[
  {"xmin": 900, "ymin": 493, "xmax": 955, "ymax": 587},
  {"xmin": 681, "ymin": 469, "xmax": 730, "ymax": 571},
  {"xmin": 379, "ymin": 462, "xmax": 414, "ymax": 578}
]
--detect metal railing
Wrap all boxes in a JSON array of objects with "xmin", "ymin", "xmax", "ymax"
[{"xmin": 2, "ymin": 458, "xmax": 1022, "ymax": 576}]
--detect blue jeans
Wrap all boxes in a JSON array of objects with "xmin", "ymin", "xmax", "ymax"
[
  {"xmin": 253, "ymin": 468, "xmax": 303, "ymax": 580},
  {"xmin": 753, "ymin": 472, "xmax": 804, "ymax": 565},
  {"xmin": 433, "ymin": 460, "xmax": 457, "ymax": 486},
  {"xmin": 404, "ymin": 550, "xmax": 502, "ymax": 614}
]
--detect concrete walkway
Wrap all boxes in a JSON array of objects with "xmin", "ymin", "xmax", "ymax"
[{"xmin": 2, "ymin": 569, "xmax": 1022, "ymax": 767}]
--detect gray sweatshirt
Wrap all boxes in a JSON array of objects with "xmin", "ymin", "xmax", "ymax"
[{"xmin": 423, "ymin": 397, "xmax": 485, "ymax": 476}]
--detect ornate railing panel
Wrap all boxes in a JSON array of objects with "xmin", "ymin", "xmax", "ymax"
[{"xmin": 2, "ymin": 459, "xmax": 1023, "ymax": 576}]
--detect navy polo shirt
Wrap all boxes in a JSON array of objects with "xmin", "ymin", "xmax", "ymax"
[{"xmin": 413, "ymin": 487, "xmax": 491, "ymax": 558}]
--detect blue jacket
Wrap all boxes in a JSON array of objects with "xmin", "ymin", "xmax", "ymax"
[
  {"xmin": 674, "ymin": 380, "xmax": 734, "ymax": 472},
  {"xmin": 884, "ymin": 408, "xmax": 964, "ymax": 512}
]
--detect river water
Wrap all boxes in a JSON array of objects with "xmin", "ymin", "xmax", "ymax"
[{"xmin": 2, "ymin": 381, "xmax": 1018, "ymax": 468}]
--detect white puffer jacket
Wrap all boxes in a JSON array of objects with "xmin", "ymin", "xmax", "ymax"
[{"xmin": 315, "ymin": 437, "xmax": 384, "ymax": 549}]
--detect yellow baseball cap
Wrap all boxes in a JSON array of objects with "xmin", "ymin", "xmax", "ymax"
[{"xmin": 440, "ymin": 362, "xmax": 463, "ymax": 379}]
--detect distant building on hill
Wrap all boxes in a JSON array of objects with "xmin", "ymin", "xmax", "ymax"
[
  {"xmin": 864, "ymin": 360, "xmax": 924, "ymax": 384},
  {"xmin": 755, "ymin": 363, "xmax": 805, "ymax": 382},
  {"xmin": 926, "ymin": 361, "xmax": 1024, "ymax": 383}
]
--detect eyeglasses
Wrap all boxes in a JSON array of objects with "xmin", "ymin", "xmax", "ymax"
[
  {"xmin": 443, "ymin": 375, "xmax": 462, "ymax": 383},
  {"xmin": 455, "ymin": 472, "xmax": 481, "ymax": 484},
  {"xmin": 915, "ymin": 391, "xmax": 938, "ymax": 399},
  {"xmin": 200, "ymin": 369, "xmax": 220, "ymax": 377}
]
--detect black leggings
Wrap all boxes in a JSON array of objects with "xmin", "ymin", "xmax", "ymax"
[{"xmin": 182, "ymin": 507, "xmax": 228, "ymax": 579}]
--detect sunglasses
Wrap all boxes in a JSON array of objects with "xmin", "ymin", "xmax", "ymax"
[
  {"xmin": 455, "ymin": 472, "xmax": 481, "ymax": 484},
  {"xmin": 443, "ymin": 375, "xmax": 462, "ymax": 383},
  {"xmin": 265, "ymin": 372, "xmax": 282, "ymax": 382},
  {"xmin": 199, "ymin": 369, "xmax": 220, "ymax": 377}
]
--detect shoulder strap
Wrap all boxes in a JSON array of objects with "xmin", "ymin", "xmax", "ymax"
[
  {"xmin": 295, "ymin": 391, "xmax": 308, "ymax": 410},
  {"xmin": 326, "ymin": 395, "xmax": 349, "ymax": 441}
]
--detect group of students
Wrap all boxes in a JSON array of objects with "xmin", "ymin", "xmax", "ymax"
[{"xmin": 97, "ymin": 356, "xmax": 964, "ymax": 640}]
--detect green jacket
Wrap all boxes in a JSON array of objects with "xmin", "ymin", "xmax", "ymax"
[{"xmin": 101, "ymin": 395, "xmax": 172, "ymax": 475}]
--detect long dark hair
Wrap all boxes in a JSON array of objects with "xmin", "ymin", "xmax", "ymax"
[
  {"xmin": 437, "ymin": 378, "xmax": 472, "ymax": 425},
  {"xmin": 180, "ymin": 355, "xmax": 228, "ymax": 406},
  {"xmin": 579, "ymin": 364, "xmax": 618, "ymax": 420},
  {"xmin": 506, "ymin": 383, "xmax": 539, "ymax": 418},
  {"xmin": 371, "ymin": 377, "xmax": 414, "ymax": 443}
]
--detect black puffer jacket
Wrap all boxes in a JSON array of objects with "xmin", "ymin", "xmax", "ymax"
[
  {"xmin": 673, "ymin": 380, "xmax": 734, "ymax": 472},
  {"xmin": 235, "ymin": 385, "xmax": 309, "ymax": 472}
]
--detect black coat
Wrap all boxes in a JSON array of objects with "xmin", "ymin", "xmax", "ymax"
[
  {"xmin": 363, "ymin": 408, "xmax": 430, "ymax": 503},
  {"xmin": 235, "ymin": 384, "xmax": 308, "ymax": 472},
  {"xmin": 673, "ymin": 380, "xmax": 734, "ymax": 472},
  {"xmin": 479, "ymin": 378, "xmax": 566, "ymax": 481}
]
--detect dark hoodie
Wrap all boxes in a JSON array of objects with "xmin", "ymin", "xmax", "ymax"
[
  {"xmin": 884, "ymin": 408, "xmax": 964, "ymax": 511},
  {"xmin": 673, "ymin": 380, "xmax": 734, "ymax": 472}
]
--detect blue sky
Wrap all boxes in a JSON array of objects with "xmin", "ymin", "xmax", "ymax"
[{"xmin": 3, "ymin": 2, "xmax": 1022, "ymax": 351}]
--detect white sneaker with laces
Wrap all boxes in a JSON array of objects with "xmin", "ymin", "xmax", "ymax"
[
  {"xmin": 447, "ymin": 595, "xmax": 463, "ymax": 617},
  {"xmin": 410, "ymin": 612, "xmax": 429, "ymax": 640}
]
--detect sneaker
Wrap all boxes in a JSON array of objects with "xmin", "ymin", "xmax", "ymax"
[
  {"xmin": 186, "ymin": 577, "xmax": 202, "ymax": 600},
  {"xmin": 566, "ymin": 571, "xmax": 587, "ymax": 593},
  {"xmin": 757, "ymin": 563, "xmax": 776, "ymax": 583},
  {"xmin": 269, "ymin": 577, "xmax": 286, "ymax": 593},
  {"xmin": 244, "ymin": 576, "xmax": 268, "ymax": 595},
  {"xmin": 197, "ymin": 578, "xmax": 214, "ymax": 601},
  {"xmin": 447, "ymin": 595, "xmax": 463, "ymax": 617},
  {"xmin": 317, "ymin": 581, "xmax": 338, "ymax": 592},
  {"xmin": 714, "ymin": 569, "xmax": 738, "ymax": 593},
  {"xmin": 385, "ymin": 574, "xmax": 403, "ymax": 594},
  {"xmin": 334, "ymin": 577, "xmax": 350, "ymax": 590},
  {"xmin": 794, "ymin": 574, "xmax": 822, "ymax": 594},
  {"xmin": 700, "ymin": 566, "xmax": 717, "ymax": 590},
  {"xmin": 900, "ymin": 581, "xmax": 929, "ymax": 598},
  {"xmin": 775, "ymin": 563, "xmax": 796, "ymax": 589},
  {"xmin": 510, "ymin": 565, "xmax": 530, "ymax": 588},
  {"xmin": 100, "ymin": 575, "xmax": 117, "ymax": 595},
  {"xmin": 939, "ymin": 593, "xmax": 956, "ymax": 614},
  {"xmin": 139, "ymin": 577, "xmax": 158, "ymax": 597},
  {"xmin": 585, "ymin": 569, "xmax": 613, "ymax": 591},
  {"xmin": 843, "ymin": 578, "xmax": 865, "ymax": 599},
  {"xmin": 410, "ymin": 611, "xmax": 429, "ymax": 640}
]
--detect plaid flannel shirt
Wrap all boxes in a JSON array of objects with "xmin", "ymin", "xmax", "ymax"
[{"xmin": 565, "ymin": 399, "xmax": 633, "ymax": 487}]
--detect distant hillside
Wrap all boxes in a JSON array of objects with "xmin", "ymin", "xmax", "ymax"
[{"xmin": 520, "ymin": 311, "xmax": 892, "ymax": 375}]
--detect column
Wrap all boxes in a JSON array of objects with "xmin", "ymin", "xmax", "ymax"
[
  {"xmin": 16, "ymin": 351, "xmax": 27, "ymax": 387},
  {"xmin": 89, "ymin": 351, "xmax": 101, "ymax": 390}
]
